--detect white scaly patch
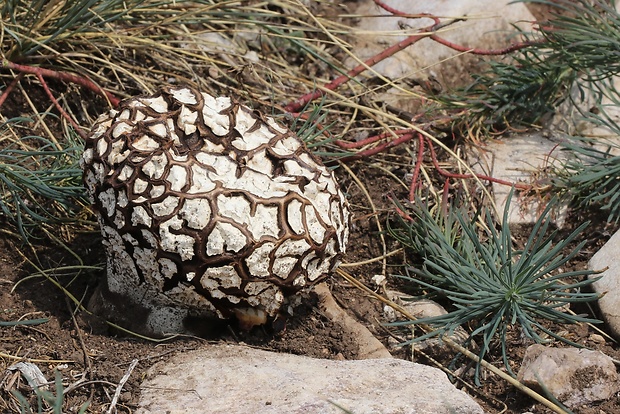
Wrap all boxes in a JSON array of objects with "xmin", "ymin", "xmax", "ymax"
[
  {"xmin": 171, "ymin": 88, "xmax": 198, "ymax": 105},
  {"xmin": 178, "ymin": 106, "xmax": 198, "ymax": 135},
  {"xmin": 159, "ymin": 216, "xmax": 195, "ymax": 260},
  {"xmin": 166, "ymin": 165, "xmax": 188, "ymax": 192},
  {"xmin": 143, "ymin": 96, "xmax": 168, "ymax": 113},
  {"xmin": 248, "ymin": 204, "xmax": 279, "ymax": 239},
  {"xmin": 245, "ymin": 242, "xmax": 275, "ymax": 277},
  {"xmin": 206, "ymin": 222, "xmax": 247, "ymax": 255},
  {"xmin": 151, "ymin": 196, "xmax": 180, "ymax": 217},
  {"xmin": 142, "ymin": 153, "xmax": 168, "ymax": 180},
  {"xmin": 178, "ymin": 198, "xmax": 211, "ymax": 230}
]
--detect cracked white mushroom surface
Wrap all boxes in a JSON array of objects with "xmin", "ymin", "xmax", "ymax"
[{"xmin": 81, "ymin": 85, "xmax": 349, "ymax": 332}]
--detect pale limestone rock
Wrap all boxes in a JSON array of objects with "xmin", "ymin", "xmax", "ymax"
[
  {"xmin": 517, "ymin": 344, "xmax": 619, "ymax": 408},
  {"xmin": 137, "ymin": 344, "xmax": 485, "ymax": 414},
  {"xmin": 385, "ymin": 290, "xmax": 468, "ymax": 356},
  {"xmin": 471, "ymin": 132, "xmax": 568, "ymax": 226},
  {"xmin": 590, "ymin": 229, "xmax": 620, "ymax": 340},
  {"xmin": 351, "ymin": 0, "xmax": 534, "ymax": 84}
]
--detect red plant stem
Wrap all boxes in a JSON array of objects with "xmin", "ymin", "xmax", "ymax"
[
  {"xmin": 429, "ymin": 34, "xmax": 540, "ymax": 55},
  {"xmin": 284, "ymin": 25, "xmax": 437, "ymax": 113},
  {"xmin": 387, "ymin": 194, "xmax": 415, "ymax": 222},
  {"xmin": 426, "ymin": 137, "xmax": 532, "ymax": 190},
  {"xmin": 373, "ymin": 0, "xmax": 406, "ymax": 16},
  {"xmin": 372, "ymin": 0, "xmax": 435, "ymax": 20},
  {"xmin": 37, "ymin": 74, "xmax": 87, "ymax": 140},
  {"xmin": 338, "ymin": 131, "xmax": 416, "ymax": 163},
  {"xmin": 408, "ymin": 133, "xmax": 425, "ymax": 202},
  {"xmin": 374, "ymin": 0, "xmax": 539, "ymax": 55},
  {"xmin": 3, "ymin": 60, "xmax": 120, "ymax": 107},
  {"xmin": 440, "ymin": 178, "xmax": 450, "ymax": 217},
  {"xmin": 0, "ymin": 72, "xmax": 24, "ymax": 108},
  {"xmin": 335, "ymin": 129, "xmax": 413, "ymax": 150},
  {"xmin": 285, "ymin": 5, "xmax": 540, "ymax": 114}
]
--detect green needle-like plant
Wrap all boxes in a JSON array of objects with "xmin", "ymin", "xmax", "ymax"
[
  {"xmin": 1, "ymin": 0, "xmax": 148, "ymax": 58},
  {"xmin": 551, "ymin": 75, "xmax": 620, "ymax": 223},
  {"xmin": 433, "ymin": 0, "xmax": 620, "ymax": 138},
  {"xmin": 533, "ymin": 0, "xmax": 620, "ymax": 82},
  {"xmin": 284, "ymin": 97, "xmax": 351, "ymax": 159},
  {"xmin": 0, "ymin": 118, "xmax": 86, "ymax": 239},
  {"xmin": 440, "ymin": 51, "xmax": 577, "ymax": 136},
  {"xmin": 554, "ymin": 137, "xmax": 620, "ymax": 223},
  {"xmin": 388, "ymin": 194, "xmax": 476, "ymax": 264},
  {"xmin": 388, "ymin": 192, "xmax": 601, "ymax": 383}
]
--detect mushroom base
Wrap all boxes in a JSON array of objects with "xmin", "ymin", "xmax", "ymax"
[{"xmin": 87, "ymin": 280, "xmax": 227, "ymax": 338}]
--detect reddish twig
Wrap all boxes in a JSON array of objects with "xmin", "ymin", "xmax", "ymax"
[
  {"xmin": 337, "ymin": 131, "xmax": 416, "ymax": 163},
  {"xmin": 408, "ymin": 133, "xmax": 425, "ymax": 202},
  {"xmin": 2, "ymin": 60, "xmax": 120, "ymax": 107},
  {"xmin": 372, "ymin": 0, "xmax": 434, "ymax": 20},
  {"xmin": 426, "ymin": 136, "xmax": 532, "ymax": 190},
  {"xmin": 374, "ymin": 0, "xmax": 539, "ymax": 55},
  {"xmin": 335, "ymin": 129, "xmax": 413, "ymax": 150},
  {"xmin": 429, "ymin": 34, "xmax": 540, "ymax": 56},
  {"xmin": 36, "ymin": 73, "xmax": 87, "ymax": 140},
  {"xmin": 284, "ymin": 21, "xmax": 438, "ymax": 113},
  {"xmin": 0, "ymin": 73, "xmax": 25, "ymax": 108},
  {"xmin": 373, "ymin": 0, "xmax": 406, "ymax": 16},
  {"xmin": 387, "ymin": 194, "xmax": 415, "ymax": 222},
  {"xmin": 285, "ymin": 2, "xmax": 539, "ymax": 114}
]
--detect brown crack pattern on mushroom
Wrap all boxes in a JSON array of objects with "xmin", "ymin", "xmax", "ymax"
[{"xmin": 81, "ymin": 86, "xmax": 349, "ymax": 332}]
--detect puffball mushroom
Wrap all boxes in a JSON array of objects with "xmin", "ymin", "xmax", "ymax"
[{"xmin": 81, "ymin": 85, "xmax": 349, "ymax": 335}]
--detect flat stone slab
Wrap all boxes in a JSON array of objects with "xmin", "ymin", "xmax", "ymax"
[
  {"xmin": 472, "ymin": 133, "xmax": 568, "ymax": 227},
  {"xmin": 590, "ymin": 229, "xmax": 620, "ymax": 340},
  {"xmin": 351, "ymin": 0, "xmax": 534, "ymax": 84},
  {"xmin": 136, "ymin": 344, "xmax": 485, "ymax": 414}
]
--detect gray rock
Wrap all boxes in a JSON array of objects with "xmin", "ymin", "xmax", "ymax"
[
  {"xmin": 384, "ymin": 290, "xmax": 469, "ymax": 356},
  {"xmin": 137, "ymin": 344, "xmax": 485, "ymax": 414},
  {"xmin": 590, "ymin": 229, "xmax": 620, "ymax": 340},
  {"xmin": 350, "ymin": 0, "xmax": 534, "ymax": 85},
  {"xmin": 346, "ymin": 0, "xmax": 535, "ymax": 117},
  {"xmin": 470, "ymin": 132, "xmax": 568, "ymax": 227},
  {"xmin": 517, "ymin": 344, "xmax": 619, "ymax": 408}
]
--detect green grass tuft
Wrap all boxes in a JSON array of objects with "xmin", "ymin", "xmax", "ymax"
[{"xmin": 388, "ymin": 191, "xmax": 601, "ymax": 384}]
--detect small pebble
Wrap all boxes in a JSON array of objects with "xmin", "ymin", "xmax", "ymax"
[
  {"xmin": 589, "ymin": 333, "xmax": 606, "ymax": 344},
  {"xmin": 383, "ymin": 305, "xmax": 397, "ymax": 322},
  {"xmin": 371, "ymin": 274, "xmax": 386, "ymax": 286},
  {"xmin": 208, "ymin": 66, "xmax": 221, "ymax": 79}
]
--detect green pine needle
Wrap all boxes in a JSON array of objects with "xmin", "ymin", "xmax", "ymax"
[
  {"xmin": 388, "ymin": 191, "xmax": 601, "ymax": 384},
  {"xmin": 433, "ymin": 0, "xmax": 620, "ymax": 136},
  {"xmin": 0, "ymin": 118, "xmax": 86, "ymax": 239}
]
